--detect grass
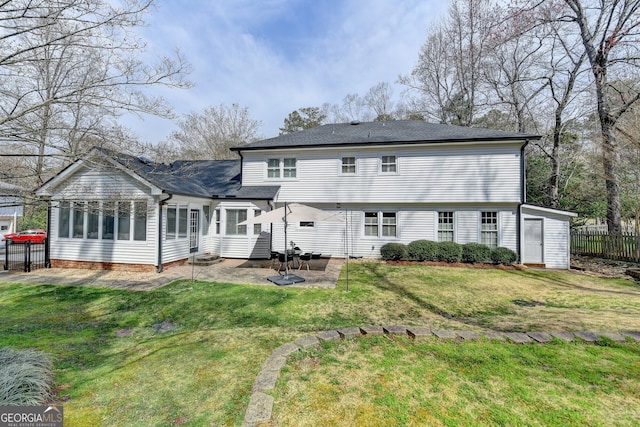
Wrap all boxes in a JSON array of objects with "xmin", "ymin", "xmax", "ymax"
[
  {"xmin": 0, "ymin": 262, "xmax": 639, "ymax": 425},
  {"xmin": 274, "ymin": 336, "xmax": 640, "ymax": 426}
]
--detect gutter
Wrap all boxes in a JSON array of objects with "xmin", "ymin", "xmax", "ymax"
[{"xmin": 157, "ymin": 193, "xmax": 173, "ymax": 273}]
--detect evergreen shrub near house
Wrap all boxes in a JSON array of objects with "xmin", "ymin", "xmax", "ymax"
[
  {"xmin": 491, "ymin": 247, "xmax": 518, "ymax": 265},
  {"xmin": 380, "ymin": 243, "xmax": 408, "ymax": 261},
  {"xmin": 462, "ymin": 242, "xmax": 492, "ymax": 263},
  {"xmin": 0, "ymin": 347, "xmax": 53, "ymax": 405},
  {"xmin": 437, "ymin": 241, "xmax": 463, "ymax": 263},
  {"xmin": 406, "ymin": 240, "xmax": 439, "ymax": 261}
]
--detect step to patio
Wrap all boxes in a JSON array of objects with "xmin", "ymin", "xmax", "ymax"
[{"xmin": 187, "ymin": 254, "xmax": 224, "ymax": 266}]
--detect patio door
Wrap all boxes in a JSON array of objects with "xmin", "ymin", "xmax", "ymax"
[{"xmin": 189, "ymin": 209, "xmax": 199, "ymax": 253}]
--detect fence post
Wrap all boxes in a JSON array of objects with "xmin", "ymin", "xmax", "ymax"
[
  {"xmin": 24, "ymin": 241, "xmax": 31, "ymax": 272},
  {"xmin": 3, "ymin": 240, "xmax": 8, "ymax": 270}
]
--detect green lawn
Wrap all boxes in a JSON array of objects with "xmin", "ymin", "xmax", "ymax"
[{"xmin": 1, "ymin": 263, "xmax": 639, "ymax": 425}]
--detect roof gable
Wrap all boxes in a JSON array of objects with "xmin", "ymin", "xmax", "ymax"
[{"xmin": 233, "ymin": 120, "xmax": 540, "ymax": 151}]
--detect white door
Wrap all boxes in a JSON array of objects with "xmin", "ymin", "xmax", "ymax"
[
  {"xmin": 523, "ymin": 219, "xmax": 543, "ymax": 264},
  {"xmin": 189, "ymin": 209, "xmax": 199, "ymax": 253}
]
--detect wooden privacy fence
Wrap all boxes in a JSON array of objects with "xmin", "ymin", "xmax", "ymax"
[{"xmin": 571, "ymin": 231, "xmax": 640, "ymax": 263}]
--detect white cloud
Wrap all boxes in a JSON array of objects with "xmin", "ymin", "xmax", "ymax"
[{"xmin": 123, "ymin": 0, "xmax": 448, "ymax": 142}]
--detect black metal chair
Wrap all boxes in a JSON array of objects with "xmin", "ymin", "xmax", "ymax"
[
  {"xmin": 269, "ymin": 251, "xmax": 279, "ymax": 269},
  {"xmin": 298, "ymin": 252, "xmax": 312, "ymax": 271}
]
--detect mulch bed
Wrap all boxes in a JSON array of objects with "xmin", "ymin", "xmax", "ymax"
[{"xmin": 385, "ymin": 260, "xmax": 523, "ymax": 271}]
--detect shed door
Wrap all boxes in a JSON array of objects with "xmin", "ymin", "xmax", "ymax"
[{"xmin": 523, "ymin": 219, "xmax": 543, "ymax": 264}]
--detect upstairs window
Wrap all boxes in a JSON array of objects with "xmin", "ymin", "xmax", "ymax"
[
  {"xmin": 481, "ymin": 211, "xmax": 498, "ymax": 249},
  {"xmin": 267, "ymin": 158, "xmax": 297, "ymax": 179},
  {"xmin": 283, "ymin": 158, "xmax": 297, "ymax": 178},
  {"xmin": 341, "ymin": 156, "xmax": 356, "ymax": 174},
  {"xmin": 267, "ymin": 159, "xmax": 280, "ymax": 178},
  {"xmin": 380, "ymin": 155, "xmax": 397, "ymax": 173},
  {"xmin": 438, "ymin": 212, "xmax": 454, "ymax": 242}
]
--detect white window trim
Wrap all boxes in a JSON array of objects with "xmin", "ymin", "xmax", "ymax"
[
  {"xmin": 362, "ymin": 210, "xmax": 399, "ymax": 239},
  {"xmin": 378, "ymin": 153, "xmax": 399, "ymax": 175},
  {"xmin": 339, "ymin": 154, "xmax": 358, "ymax": 176},
  {"xmin": 479, "ymin": 210, "xmax": 500, "ymax": 248},
  {"xmin": 265, "ymin": 157, "xmax": 298, "ymax": 180},
  {"xmin": 436, "ymin": 210, "xmax": 456, "ymax": 242}
]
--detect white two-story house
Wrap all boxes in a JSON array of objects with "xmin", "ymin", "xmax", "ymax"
[{"xmin": 36, "ymin": 120, "xmax": 575, "ymax": 271}]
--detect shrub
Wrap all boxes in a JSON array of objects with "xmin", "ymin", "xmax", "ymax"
[
  {"xmin": 380, "ymin": 243, "xmax": 407, "ymax": 261},
  {"xmin": 462, "ymin": 242, "xmax": 492, "ymax": 263},
  {"xmin": 491, "ymin": 247, "xmax": 518, "ymax": 265},
  {"xmin": 0, "ymin": 347, "xmax": 53, "ymax": 405},
  {"xmin": 437, "ymin": 241, "xmax": 463, "ymax": 263},
  {"xmin": 407, "ymin": 240, "xmax": 439, "ymax": 261}
]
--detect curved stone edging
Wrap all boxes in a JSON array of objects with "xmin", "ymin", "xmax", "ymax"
[{"xmin": 242, "ymin": 326, "xmax": 640, "ymax": 426}]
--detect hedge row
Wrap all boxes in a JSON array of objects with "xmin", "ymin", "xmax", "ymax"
[{"xmin": 380, "ymin": 240, "xmax": 517, "ymax": 265}]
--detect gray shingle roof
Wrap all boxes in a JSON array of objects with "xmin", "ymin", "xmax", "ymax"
[
  {"xmin": 102, "ymin": 149, "xmax": 278, "ymax": 200},
  {"xmin": 233, "ymin": 120, "xmax": 540, "ymax": 151}
]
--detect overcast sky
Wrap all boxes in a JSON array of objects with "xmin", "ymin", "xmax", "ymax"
[{"xmin": 124, "ymin": 0, "xmax": 449, "ymax": 142}]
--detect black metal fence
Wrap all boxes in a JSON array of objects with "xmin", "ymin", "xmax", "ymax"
[
  {"xmin": 3, "ymin": 240, "xmax": 49, "ymax": 272},
  {"xmin": 571, "ymin": 231, "xmax": 640, "ymax": 263}
]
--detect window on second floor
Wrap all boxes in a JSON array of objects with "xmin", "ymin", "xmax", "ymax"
[
  {"xmin": 341, "ymin": 156, "xmax": 356, "ymax": 174},
  {"xmin": 267, "ymin": 158, "xmax": 297, "ymax": 179},
  {"xmin": 380, "ymin": 155, "xmax": 397, "ymax": 173}
]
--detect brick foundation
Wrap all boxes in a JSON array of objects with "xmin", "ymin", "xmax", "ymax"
[{"xmin": 50, "ymin": 258, "xmax": 188, "ymax": 272}]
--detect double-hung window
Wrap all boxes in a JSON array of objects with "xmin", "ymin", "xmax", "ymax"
[
  {"xmin": 267, "ymin": 158, "xmax": 297, "ymax": 179},
  {"xmin": 253, "ymin": 210, "xmax": 262, "ymax": 235},
  {"xmin": 267, "ymin": 159, "xmax": 280, "ymax": 178},
  {"xmin": 58, "ymin": 201, "xmax": 70, "ymax": 238},
  {"xmin": 438, "ymin": 211, "xmax": 454, "ymax": 242},
  {"xmin": 481, "ymin": 211, "xmax": 498, "ymax": 249},
  {"xmin": 380, "ymin": 155, "xmax": 397, "ymax": 173},
  {"xmin": 341, "ymin": 156, "xmax": 356, "ymax": 174},
  {"xmin": 364, "ymin": 211, "xmax": 398, "ymax": 238},
  {"xmin": 226, "ymin": 209, "xmax": 247, "ymax": 235}
]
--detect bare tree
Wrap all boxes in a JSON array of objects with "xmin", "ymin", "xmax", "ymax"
[
  {"xmin": 401, "ymin": 0, "xmax": 498, "ymax": 125},
  {"xmin": 169, "ymin": 103, "xmax": 261, "ymax": 160},
  {"xmin": 561, "ymin": 0, "xmax": 640, "ymax": 232},
  {"xmin": 0, "ymin": 0, "xmax": 191, "ymax": 188},
  {"xmin": 365, "ymin": 82, "xmax": 395, "ymax": 121}
]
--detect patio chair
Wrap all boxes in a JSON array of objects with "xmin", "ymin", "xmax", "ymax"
[
  {"xmin": 298, "ymin": 252, "xmax": 312, "ymax": 271},
  {"xmin": 277, "ymin": 252, "xmax": 294, "ymax": 272},
  {"xmin": 269, "ymin": 251, "xmax": 279, "ymax": 269}
]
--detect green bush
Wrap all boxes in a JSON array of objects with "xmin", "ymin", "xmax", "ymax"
[
  {"xmin": 380, "ymin": 243, "xmax": 408, "ymax": 261},
  {"xmin": 462, "ymin": 242, "xmax": 492, "ymax": 263},
  {"xmin": 491, "ymin": 247, "xmax": 518, "ymax": 265},
  {"xmin": 437, "ymin": 241, "xmax": 463, "ymax": 263},
  {"xmin": 0, "ymin": 347, "xmax": 53, "ymax": 405},
  {"xmin": 407, "ymin": 240, "xmax": 439, "ymax": 261}
]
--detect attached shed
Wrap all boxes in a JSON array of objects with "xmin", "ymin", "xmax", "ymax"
[{"xmin": 520, "ymin": 204, "xmax": 577, "ymax": 269}]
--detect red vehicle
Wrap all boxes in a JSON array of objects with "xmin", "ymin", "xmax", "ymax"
[{"xmin": 2, "ymin": 229, "xmax": 47, "ymax": 244}]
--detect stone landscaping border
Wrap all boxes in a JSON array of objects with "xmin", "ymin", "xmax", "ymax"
[{"xmin": 243, "ymin": 327, "xmax": 640, "ymax": 427}]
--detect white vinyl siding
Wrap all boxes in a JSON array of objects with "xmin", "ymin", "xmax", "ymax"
[
  {"xmin": 241, "ymin": 143, "xmax": 523, "ymax": 204},
  {"xmin": 521, "ymin": 205, "xmax": 575, "ymax": 269}
]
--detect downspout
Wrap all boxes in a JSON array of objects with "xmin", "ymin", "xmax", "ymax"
[
  {"xmin": 45, "ymin": 198, "xmax": 51, "ymax": 268},
  {"xmin": 157, "ymin": 193, "xmax": 173, "ymax": 273},
  {"xmin": 517, "ymin": 139, "xmax": 530, "ymax": 263}
]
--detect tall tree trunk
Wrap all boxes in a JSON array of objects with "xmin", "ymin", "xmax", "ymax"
[
  {"xmin": 548, "ymin": 124, "xmax": 561, "ymax": 209},
  {"xmin": 600, "ymin": 118, "xmax": 622, "ymax": 232}
]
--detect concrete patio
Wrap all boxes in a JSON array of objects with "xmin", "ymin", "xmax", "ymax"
[{"xmin": 0, "ymin": 258, "xmax": 344, "ymax": 290}]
